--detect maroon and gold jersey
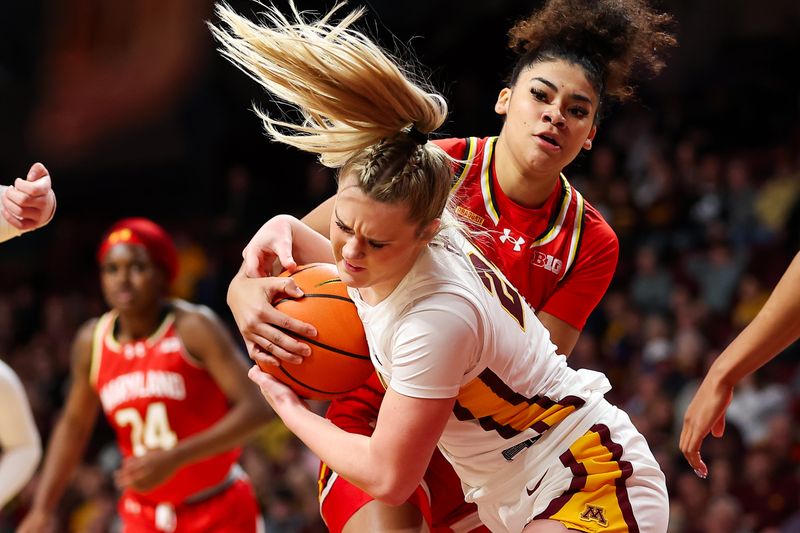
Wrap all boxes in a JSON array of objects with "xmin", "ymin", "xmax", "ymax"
[
  {"xmin": 435, "ymin": 136, "xmax": 618, "ymax": 330},
  {"xmin": 90, "ymin": 308, "xmax": 239, "ymax": 504}
]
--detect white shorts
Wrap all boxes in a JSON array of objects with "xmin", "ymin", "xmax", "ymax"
[{"xmin": 471, "ymin": 404, "xmax": 668, "ymax": 532}]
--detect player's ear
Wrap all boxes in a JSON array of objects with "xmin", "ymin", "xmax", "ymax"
[
  {"xmin": 495, "ymin": 88, "xmax": 512, "ymax": 116},
  {"xmin": 418, "ymin": 218, "xmax": 441, "ymax": 243}
]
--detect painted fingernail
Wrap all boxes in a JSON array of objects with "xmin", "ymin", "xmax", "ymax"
[{"xmin": 694, "ymin": 469, "xmax": 707, "ymax": 479}]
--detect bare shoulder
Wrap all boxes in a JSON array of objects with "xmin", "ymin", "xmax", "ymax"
[
  {"xmin": 171, "ymin": 299, "xmax": 236, "ymax": 358},
  {"xmin": 73, "ymin": 317, "xmax": 101, "ymax": 352},
  {"xmin": 171, "ymin": 298, "xmax": 224, "ymax": 330}
]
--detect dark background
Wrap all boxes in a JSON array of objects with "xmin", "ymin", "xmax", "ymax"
[{"xmin": 1, "ymin": 1, "xmax": 799, "ymax": 531}]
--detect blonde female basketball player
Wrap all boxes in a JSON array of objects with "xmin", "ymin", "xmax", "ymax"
[
  {"xmin": 214, "ymin": 3, "xmax": 669, "ymax": 532},
  {"xmin": 226, "ymin": 0, "xmax": 674, "ymax": 530}
]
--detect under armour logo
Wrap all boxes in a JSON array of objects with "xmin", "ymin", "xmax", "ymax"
[
  {"xmin": 580, "ymin": 504, "xmax": 608, "ymax": 527},
  {"xmin": 499, "ymin": 228, "xmax": 525, "ymax": 251}
]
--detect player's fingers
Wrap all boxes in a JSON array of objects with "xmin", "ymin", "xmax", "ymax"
[
  {"xmin": 711, "ymin": 413, "xmax": 726, "ymax": 438},
  {"xmin": 279, "ymin": 277, "xmax": 305, "ymax": 299},
  {"xmin": 1, "ymin": 200, "xmax": 41, "ymax": 222},
  {"xmin": 1, "ymin": 206, "xmax": 25, "ymax": 229},
  {"xmin": 4, "ymin": 186, "xmax": 49, "ymax": 209},
  {"xmin": 243, "ymin": 248, "xmax": 272, "ymax": 278},
  {"xmin": 14, "ymin": 173, "xmax": 51, "ymax": 196},
  {"xmin": 26, "ymin": 162, "xmax": 49, "ymax": 181},
  {"xmin": 248, "ymin": 327, "xmax": 308, "ymax": 363}
]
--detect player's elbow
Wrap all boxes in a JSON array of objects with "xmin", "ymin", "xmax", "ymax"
[{"xmin": 368, "ymin": 474, "xmax": 419, "ymax": 506}]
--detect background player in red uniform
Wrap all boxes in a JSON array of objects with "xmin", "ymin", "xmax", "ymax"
[
  {"xmin": 18, "ymin": 218, "xmax": 270, "ymax": 533},
  {"xmin": 226, "ymin": 0, "xmax": 674, "ymax": 531}
]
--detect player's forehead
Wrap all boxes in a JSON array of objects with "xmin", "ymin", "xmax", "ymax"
[{"xmin": 102, "ymin": 243, "xmax": 154, "ymax": 264}]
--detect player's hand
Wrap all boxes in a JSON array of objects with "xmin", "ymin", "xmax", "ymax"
[
  {"xmin": 679, "ymin": 376, "xmax": 733, "ymax": 479},
  {"xmin": 1, "ymin": 162, "xmax": 56, "ymax": 231},
  {"xmin": 227, "ymin": 270, "xmax": 317, "ymax": 366},
  {"xmin": 113, "ymin": 449, "xmax": 178, "ymax": 492},
  {"xmin": 242, "ymin": 215, "xmax": 298, "ymax": 277},
  {"xmin": 17, "ymin": 508, "xmax": 56, "ymax": 533},
  {"xmin": 248, "ymin": 365, "xmax": 306, "ymax": 416}
]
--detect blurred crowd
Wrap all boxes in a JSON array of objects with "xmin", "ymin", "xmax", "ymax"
[{"xmin": 1, "ymin": 0, "xmax": 799, "ymax": 532}]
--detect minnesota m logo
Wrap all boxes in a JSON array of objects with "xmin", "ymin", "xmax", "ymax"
[{"xmin": 580, "ymin": 504, "xmax": 608, "ymax": 527}]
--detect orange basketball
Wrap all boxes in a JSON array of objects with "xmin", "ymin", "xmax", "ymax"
[{"xmin": 257, "ymin": 263, "xmax": 373, "ymax": 400}]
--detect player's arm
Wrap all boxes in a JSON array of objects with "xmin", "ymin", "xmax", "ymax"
[
  {"xmin": 114, "ymin": 303, "xmax": 272, "ymax": 491},
  {"xmin": 536, "ymin": 312, "xmax": 581, "ymax": 356},
  {"xmin": 250, "ymin": 368, "xmax": 453, "ymax": 504},
  {"xmin": 680, "ymin": 251, "xmax": 800, "ymax": 478},
  {"xmin": 249, "ymin": 301, "xmax": 472, "ymax": 502},
  {"xmin": 0, "ymin": 361, "xmax": 42, "ymax": 509},
  {"xmin": 538, "ymin": 219, "xmax": 619, "ymax": 356},
  {"xmin": 18, "ymin": 320, "xmax": 100, "ymax": 533}
]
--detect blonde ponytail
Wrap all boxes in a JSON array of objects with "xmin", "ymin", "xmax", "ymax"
[{"xmin": 211, "ymin": 1, "xmax": 447, "ymax": 168}]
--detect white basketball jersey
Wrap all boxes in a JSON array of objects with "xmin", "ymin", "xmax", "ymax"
[{"xmin": 348, "ymin": 230, "xmax": 612, "ymax": 491}]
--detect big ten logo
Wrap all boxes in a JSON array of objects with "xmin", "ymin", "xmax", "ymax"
[{"xmin": 532, "ymin": 251, "xmax": 563, "ymax": 275}]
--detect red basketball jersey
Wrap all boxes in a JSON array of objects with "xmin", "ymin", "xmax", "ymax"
[
  {"xmin": 435, "ymin": 136, "xmax": 618, "ymax": 329},
  {"xmin": 90, "ymin": 308, "xmax": 240, "ymax": 504}
]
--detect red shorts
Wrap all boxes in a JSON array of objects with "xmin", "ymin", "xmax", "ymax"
[
  {"xmin": 119, "ymin": 478, "xmax": 260, "ymax": 532},
  {"xmin": 320, "ymin": 373, "xmax": 488, "ymax": 533}
]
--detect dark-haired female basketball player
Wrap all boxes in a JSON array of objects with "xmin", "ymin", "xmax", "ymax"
[
  {"xmin": 226, "ymin": 0, "xmax": 675, "ymax": 530},
  {"xmin": 19, "ymin": 218, "xmax": 270, "ymax": 533}
]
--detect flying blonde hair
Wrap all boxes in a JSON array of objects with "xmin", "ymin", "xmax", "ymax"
[{"xmin": 211, "ymin": 1, "xmax": 454, "ymax": 229}]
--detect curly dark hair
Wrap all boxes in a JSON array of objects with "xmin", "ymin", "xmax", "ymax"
[{"xmin": 507, "ymin": 0, "xmax": 676, "ymax": 103}]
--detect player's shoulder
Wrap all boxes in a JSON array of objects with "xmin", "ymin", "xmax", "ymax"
[
  {"xmin": 74, "ymin": 316, "xmax": 102, "ymax": 345},
  {"xmin": 172, "ymin": 299, "xmax": 221, "ymax": 331},
  {"xmin": 581, "ymin": 198, "xmax": 618, "ymax": 246},
  {"xmin": 433, "ymin": 136, "xmax": 492, "ymax": 159}
]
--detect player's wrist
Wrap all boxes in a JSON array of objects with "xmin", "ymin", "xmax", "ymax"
[{"xmin": 0, "ymin": 207, "xmax": 23, "ymax": 242}]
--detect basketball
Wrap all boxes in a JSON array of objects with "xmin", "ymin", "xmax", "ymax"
[{"xmin": 256, "ymin": 263, "xmax": 373, "ymax": 400}]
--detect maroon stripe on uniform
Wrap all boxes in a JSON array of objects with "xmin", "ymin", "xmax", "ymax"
[
  {"xmin": 533, "ymin": 447, "xmax": 588, "ymax": 520},
  {"xmin": 592, "ymin": 423, "xmax": 638, "ymax": 533},
  {"xmin": 454, "ymin": 368, "xmax": 585, "ymax": 439}
]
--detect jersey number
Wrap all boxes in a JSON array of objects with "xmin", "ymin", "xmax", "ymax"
[
  {"xmin": 115, "ymin": 402, "xmax": 178, "ymax": 457},
  {"xmin": 468, "ymin": 252, "xmax": 526, "ymax": 328}
]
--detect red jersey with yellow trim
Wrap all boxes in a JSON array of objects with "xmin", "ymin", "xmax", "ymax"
[
  {"xmin": 434, "ymin": 136, "xmax": 618, "ymax": 330},
  {"xmin": 90, "ymin": 308, "xmax": 240, "ymax": 504}
]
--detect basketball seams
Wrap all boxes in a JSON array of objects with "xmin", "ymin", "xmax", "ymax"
[
  {"xmin": 261, "ymin": 262, "xmax": 372, "ymax": 400},
  {"xmin": 277, "ymin": 366, "xmax": 361, "ymax": 397},
  {"xmin": 274, "ymin": 326, "xmax": 370, "ymax": 360},
  {"xmin": 274, "ymin": 294, "xmax": 354, "ymax": 306}
]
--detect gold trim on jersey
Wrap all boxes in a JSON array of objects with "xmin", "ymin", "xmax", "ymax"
[
  {"xmin": 479, "ymin": 137, "xmax": 500, "ymax": 226},
  {"xmin": 529, "ymin": 174, "xmax": 572, "ymax": 247},
  {"xmin": 451, "ymin": 137, "xmax": 478, "ymax": 192},
  {"xmin": 103, "ymin": 312, "xmax": 176, "ymax": 351},
  {"xmin": 559, "ymin": 190, "xmax": 585, "ymax": 282},
  {"xmin": 89, "ymin": 312, "xmax": 115, "ymax": 387},
  {"xmin": 454, "ymin": 368, "xmax": 585, "ymax": 439}
]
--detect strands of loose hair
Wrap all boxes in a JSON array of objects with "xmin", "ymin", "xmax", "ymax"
[
  {"xmin": 507, "ymin": 0, "xmax": 676, "ymax": 101},
  {"xmin": 210, "ymin": 1, "xmax": 446, "ymax": 168}
]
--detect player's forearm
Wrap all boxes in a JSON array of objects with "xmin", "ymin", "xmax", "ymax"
[
  {"xmin": 285, "ymin": 215, "xmax": 335, "ymax": 264},
  {"xmin": 710, "ymin": 253, "xmax": 800, "ymax": 387},
  {"xmin": 299, "ymin": 195, "xmax": 335, "ymax": 237},
  {"xmin": 280, "ymin": 402, "xmax": 412, "ymax": 503}
]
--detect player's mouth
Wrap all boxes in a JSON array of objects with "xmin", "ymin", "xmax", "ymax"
[
  {"xmin": 343, "ymin": 260, "xmax": 365, "ymax": 273},
  {"xmin": 535, "ymin": 133, "xmax": 562, "ymax": 151}
]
